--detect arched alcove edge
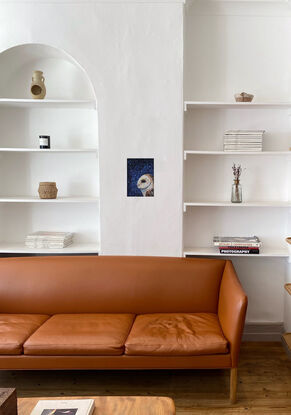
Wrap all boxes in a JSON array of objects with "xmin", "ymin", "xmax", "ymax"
[
  {"xmin": 0, "ymin": 43, "xmax": 100, "ymax": 256},
  {"xmin": 0, "ymin": 43, "xmax": 98, "ymax": 102}
]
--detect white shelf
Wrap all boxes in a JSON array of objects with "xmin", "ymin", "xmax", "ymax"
[
  {"xmin": 0, "ymin": 148, "xmax": 98, "ymax": 153},
  {"xmin": 184, "ymin": 101, "xmax": 291, "ymax": 111},
  {"xmin": 0, "ymin": 99, "xmax": 96, "ymax": 109},
  {"xmin": 192, "ymin": 0, "xmax": 290, "ymax": 2},
  {"xmin": 184, "ymin": 201, "xmax": 291, "ymax": 211},
  {"xmin": 184, "ymin": 150, "xmax": 291, "ymax": 159},
  {"xmin": 0, "ymin": 46, "xmax": 100, "ymax": 256},
  {"xmin": 184, "ymin": 247, "xmax": 288, "ymax": 258},
  {"xmin": 0, "ymin": 196, "xmax": 99, "ymax": 203},
  {"xmin": 0, "ymin": 242, "xmax": 100, "ymax": 254}
]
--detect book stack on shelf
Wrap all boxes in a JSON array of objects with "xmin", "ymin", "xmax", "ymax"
[
  {"xmin": 223, "ymin": 130, "xmax": 265, "ymax": 152},
  {"xmin": 213, "ymin": 235, "xmax": 261, "ymax": 254},
  {"xmin": 25, "ymin": 231, "xmax": 74, "ymax": 249}
]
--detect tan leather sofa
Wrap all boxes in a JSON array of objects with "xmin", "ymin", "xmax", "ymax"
[{"xmin": 0, "ymin": 256, "xmax": 247, "ymax": 403}]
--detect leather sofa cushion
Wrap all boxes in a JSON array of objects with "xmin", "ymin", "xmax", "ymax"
[
  {"xmin": 0, "ymin": 314, "xmax": 49, "ymax": 355},
  {"xmin": 125, "ymin": 313, "xmax": 228, "ymax": 356},
  {"xmin": 24, "ymin": 314, "xmax": 135, "ymax": 356}
]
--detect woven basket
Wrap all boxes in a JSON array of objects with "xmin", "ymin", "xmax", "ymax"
[
  {"xmin": 234, "ymin": 92, "xmax": 254, "ymax": 102},
  {"xmin": 38, "ymin": 182, "xmax": 58, "ymax": 199}
]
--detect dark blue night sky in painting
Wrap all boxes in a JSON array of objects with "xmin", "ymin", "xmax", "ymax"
[{"xmin": 127, "ymin": 158, "xmax": 154, "ymax": 197}]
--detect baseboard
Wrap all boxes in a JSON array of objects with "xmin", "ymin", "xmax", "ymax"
[{"xmin": 243, "ymin": 322, "xmax": 284, "ymax": 341}]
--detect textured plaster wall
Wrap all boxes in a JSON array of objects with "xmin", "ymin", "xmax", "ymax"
[{"xmin": 0, "ymin": 0, "xmax": 184, "ymax": 256}]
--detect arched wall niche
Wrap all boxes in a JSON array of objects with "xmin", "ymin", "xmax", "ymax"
[
  {"xmin": 0, "ymin": 43, "xmax": 96, "ymax": 100},
  {"xmin": 0, "ymin": 43, "xmax": 100, "ymax": 255}
]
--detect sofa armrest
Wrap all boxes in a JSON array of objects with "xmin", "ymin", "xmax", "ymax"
[{"xmin": 218, "ymin": 260, "xmax": 248, "ymax": 368}]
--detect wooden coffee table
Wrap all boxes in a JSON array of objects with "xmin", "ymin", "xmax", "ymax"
[{"xmin": 18, "ymin": 396, "xmax": 176, "ymax": 415}]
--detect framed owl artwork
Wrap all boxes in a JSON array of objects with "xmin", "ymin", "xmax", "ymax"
[{"xmin": 127, "ymin": 158, "xmax": 154, "ymax": 197}]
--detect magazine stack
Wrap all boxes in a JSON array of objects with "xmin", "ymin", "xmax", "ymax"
[
  {"xmin": 25, "ymin": 231, "xmax": 74, "ymax": 249},
  {"xmin": 213, "ymin": 235, "xmax": 261, "ymax": 255},
  {"xmin": 223, "ymin": 130, "xmax": 265, "ymax": 152}
]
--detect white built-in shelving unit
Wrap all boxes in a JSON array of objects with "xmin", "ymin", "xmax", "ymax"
[
  {"xmin": 0, "ymin": 149, "xmax": 97, "ymax": 153},
  {"xmin": 0, "ymin": 44, "xmax": 100, "ymax": 255},
  {"xmin": 184, "ymin": 247, "xmax": 288, "ymax": 257},
  {"xmin": 0, "ymin": 242, "xmax": 100, "ymax": 255},
  {"xmin": 185, "ymin": 0, "xmax": 291, "ymax": 340},
  {"xmin": 184, "ymin": 201, "xmax": 291, "ymax": 209},
  {"xmin": 0, "ymin": 99, "xmax": 96, "ymax": 109},
  {"xmin": 183, "ymin": 101, "xmax": 291, "ymax": 258},
  {"xmin": 184, "ymin": 150, "xmax": 291, "ymax": 158},
  {"xmin": 0, "ymin": 197, "xmax": 99, "ymax": 203},
  {"xmin": 184, "ymin": 101, "xmax": 291, "ymax": 110}
]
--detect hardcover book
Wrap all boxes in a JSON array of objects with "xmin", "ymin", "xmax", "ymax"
[
  {"xmin": 213, "ymin": 235, "xmax": 261, "ymax": 247},
  {"xmin": 30, "ymin": 399, "xmax": 94, "ymax": 415},
  {"xmin": 219, "ymin": 249, "xmax": 260, "ymax": 254}
]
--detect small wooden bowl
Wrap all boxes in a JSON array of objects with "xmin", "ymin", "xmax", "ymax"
[
  {"xmin": 234, "ymin": 92, "xmax": 254, "ymax": 102},
  {"xmin": 38, "ymin": 182, "xmax": 58, "ymax": 199}
]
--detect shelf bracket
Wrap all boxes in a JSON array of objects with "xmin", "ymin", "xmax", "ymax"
[{"xmin": 183, "ymin": 204, "xmax": 187, "ymax": 213}]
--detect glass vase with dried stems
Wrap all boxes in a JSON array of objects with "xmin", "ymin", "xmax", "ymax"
[{"xmin": 231, "ymin": 163, "xmax": 242, "ymax": 203}]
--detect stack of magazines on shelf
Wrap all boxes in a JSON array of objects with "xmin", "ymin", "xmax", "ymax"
[
  {"xmin": 25, "ymin": 231, "xmax": 74, "ymax": 249},
  {"xmin": 213, "ymin": 235, "xmax": 261, "ymax": 255},
  {"xmin": 223, "ymin": 130, "xmax": 265, "ymax": 152}
]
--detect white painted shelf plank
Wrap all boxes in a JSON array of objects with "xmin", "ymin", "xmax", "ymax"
[
  {"xmin": 184, "ymin": 150, "xmax": 291, "ymax": 159},
  {"xmin": 0, "ymin": 99, "xmax": 96, "ymax": 109},
  {"xmin": 0, "ymin": 148, "xmax": 98, "ymax": 153},
  {"xmin": 184, "ymin": 101, "xmax": 291, "ymax": 111},
  {"xmin": 0, "ymin": 242, "xmax": 99, "ymax": 254},
  {"xmin": 199, "ymin": 0, "xmax": 289, "ymax": 2},
  {"xmin": 184, "ymin": 247, "xmax": 288, "ymax": 258},
  {"xmin": 184, "ymin": 201, "xmax": 291, "ymax": 210},
  {"xmin": 0, "ymin": 196, "xmax": 99, "ymax": 203}
]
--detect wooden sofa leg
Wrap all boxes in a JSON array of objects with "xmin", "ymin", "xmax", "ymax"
[{"xmin": 230, "ymin": 368, "xmax": 237, "ymax": 404}]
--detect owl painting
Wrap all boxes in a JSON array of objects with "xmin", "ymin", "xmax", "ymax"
[
  {"xmin": 137, "ymin": 174, "xmax": 154, "ymax": 197},
  {"xmin": 127, "ymin": 158, "xmax": 154, "ymax": 197}
]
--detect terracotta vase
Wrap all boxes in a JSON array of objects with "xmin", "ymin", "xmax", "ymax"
[{"xmin": 31, "ymin": 70, "xmax": 46, "ymax": 99}]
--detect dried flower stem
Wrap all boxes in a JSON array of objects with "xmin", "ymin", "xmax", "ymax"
[{"xmin": 232, "ymin": 163, "xmax": 242, "ymax": 181}]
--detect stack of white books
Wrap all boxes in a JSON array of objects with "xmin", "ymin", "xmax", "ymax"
[
  {"xmin": 223, "ymin": 130, "xmax": 265, "ymax": 152},
  {"xmin": 25, "ymin": 231, "xmax": 74, "ymax": 249}
]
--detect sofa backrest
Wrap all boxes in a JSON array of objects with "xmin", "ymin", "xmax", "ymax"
[{"xmin": 0, "ymin": 256, "xmax": 227, "ymax": 314}]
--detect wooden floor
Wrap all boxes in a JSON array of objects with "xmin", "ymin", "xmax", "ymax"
[{"xmin": 0, "ymin": 343, "xmax": 290, "ymax": 414}]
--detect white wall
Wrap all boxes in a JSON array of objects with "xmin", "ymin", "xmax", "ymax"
[
  {"xmin": 185, "ymin": 1, "xmax": 291, "ymax": 101},
  {"xmin": 1, "ymin": 0, "xmax": 288, "ymax": 327},
  {"xmin": 0, "ymin": 0, "xmax": 184, "ymax": 257}
]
